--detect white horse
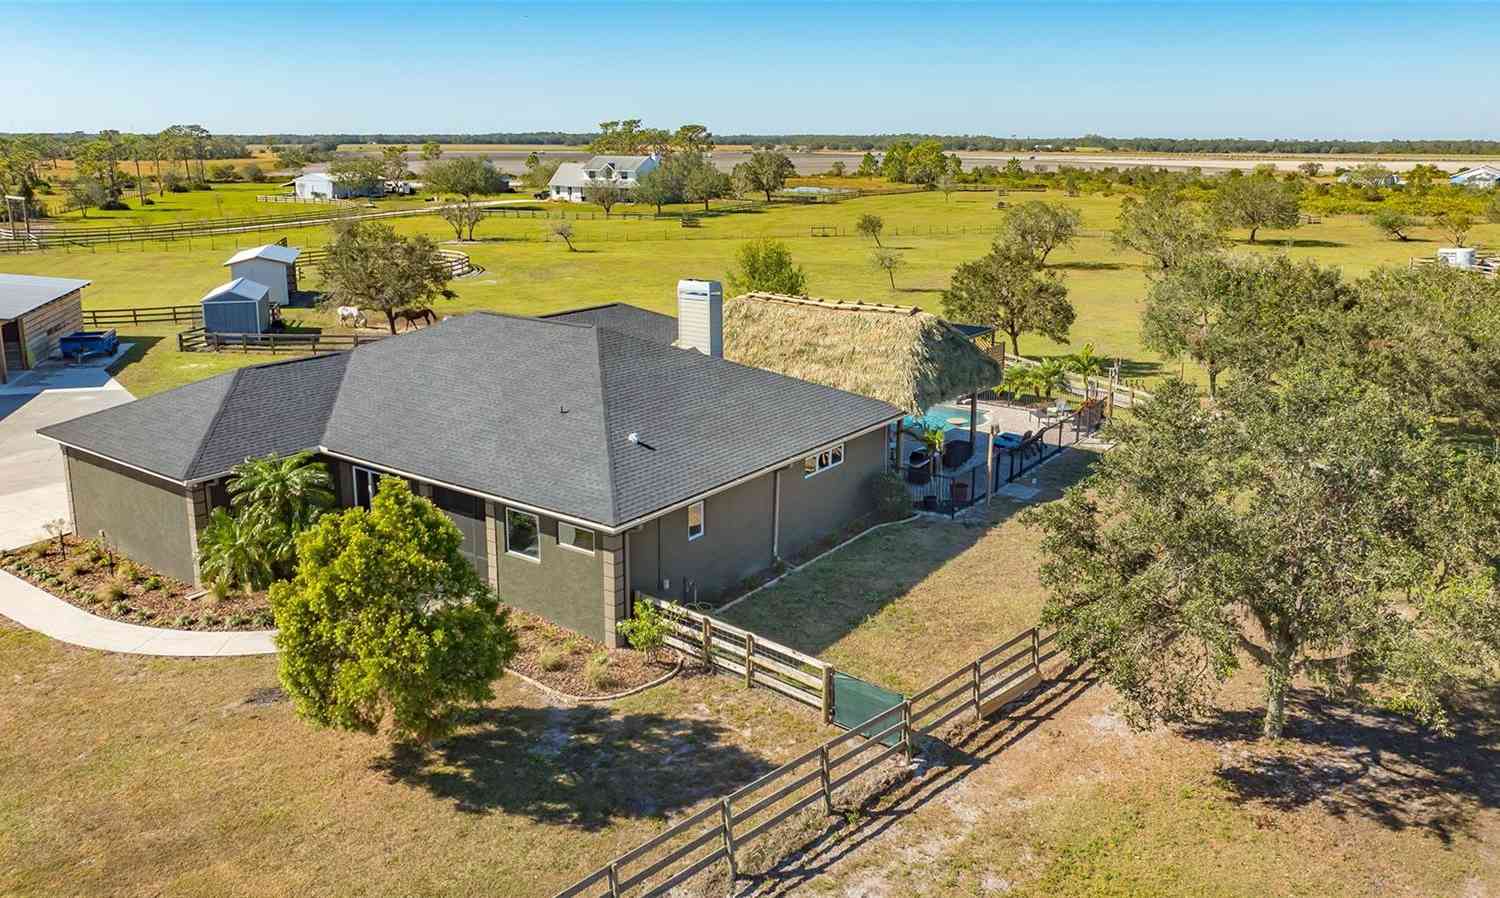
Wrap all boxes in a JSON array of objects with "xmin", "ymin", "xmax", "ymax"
[{"xmin": 336, "ymin": 306, "xmax": 368, "ymax": 328}]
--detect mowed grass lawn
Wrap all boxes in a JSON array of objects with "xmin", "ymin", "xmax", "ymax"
[
  {"xmin": 0, "ymin": 619, "xmax": 827, "ymax": 898},
  {"xmin": 5, "ymin": 188, "xmax": 1499, "ymax": 397}
]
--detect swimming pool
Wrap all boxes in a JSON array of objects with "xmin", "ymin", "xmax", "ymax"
[{"xmin": 901, "ymin": 404, "xmax": 983, "ymax": 433}]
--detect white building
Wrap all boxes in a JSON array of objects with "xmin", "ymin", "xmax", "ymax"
[
  {"xmin": 293, "ymin": 171, "xmax": 386, "ymax": 200},
  {"xmin": 223, "ymin": 243, "xmax": 300, "ymax": 308},
  {"xmin": 548, "ymin": 154, "xmax": 660, "ymax": 202},
  {"xmin": 1451, "ymin": 164, "xmax": 1500, "ymax": 190}
]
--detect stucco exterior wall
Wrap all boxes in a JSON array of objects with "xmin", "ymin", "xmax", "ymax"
[
  {"xmin": 64, "ymin": 448, "xmax": 196, "ymax": 583},
  {"xmin": 493, "ymin": 508, "xmax": 606, "ymax": 641},
  {"xmin": 776, "ymin": 429, "xmax": 885, "ymax": 559},
  {"xmin": 628, "ymin": 472, "xmax": 777, "ymax": 606}
]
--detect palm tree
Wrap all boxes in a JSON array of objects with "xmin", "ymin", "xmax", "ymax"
[
  {"xmin": 1035, "ymin": 359, "xmax": 1067, "ymax": 399},
  {"xmin": 1003, "ymin": 365, "xmax": 1040, "ymax": 400},
  {"xmin": 227, "ymin": 451, "xmax": 335, "ymax": 571},
  {"xmin": 197, "ymin": 509, "xmax": 273, "ymax": 593},
  {"xmin": 1065, "ymin": 342, "xmax": 1107, "ymax": 398}
]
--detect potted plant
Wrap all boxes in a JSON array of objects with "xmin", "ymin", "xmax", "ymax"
[{"xmin": 920, "ymin": 426, "xmax": 946, "ymax": 472}]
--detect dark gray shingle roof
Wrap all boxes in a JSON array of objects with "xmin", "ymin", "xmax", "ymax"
[
  {"xmin": 541, "ymin": 303, "xmax": 678, "ymax": 346},
  {"xmin": 40, "ymin": 313, "xmax": 901, "ymax": 527}
]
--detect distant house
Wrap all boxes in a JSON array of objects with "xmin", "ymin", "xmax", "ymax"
[
  {"xmin": 0, "ymin": 273, "xmax": 88, "ymax": 384},
  {"xmin": 293, "ymin": 171, "xmax": 385, "ymax": 200},
  {"xmin": 549, "ymin": 154, "xmax": 661, "ymax": 202},
  {"xmin": 1337, "ymin": 170, "xmax": 1404, "ymax": 188},
  {"xmin": 1451, "ymin": 164, "xmax": 1500, "ymax": 189},
  {"xmin": 223, "ymin": 244, "xmax": 300, "ymax": 307}
]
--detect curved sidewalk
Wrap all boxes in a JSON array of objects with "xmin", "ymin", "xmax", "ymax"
[{"xmin": 0, "ymin": 571, "xmax": 276, "ymax": 656}]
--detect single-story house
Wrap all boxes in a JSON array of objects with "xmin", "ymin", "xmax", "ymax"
[
  {"xmin": 1337, "ymin": 170, "xmax": 1404, "ymax": 188},
  {"xmin": 200, "ymin": 278, "xmax": 273, "ymax": 334},
  {"xmin": 293, "ymin": 171, "xmax": 386, "ymax": 200},
  {"xmin": 0, "ymin": 273, "xmax": 89, "ymax": 384},
  {"xmin": 223, "ymin": 244, "xmax": 300, "ymax": 307},
  {"xmin": 549, "ymin": 154, "xmax": 661, "ymax": 202},
  {"xmin": 40, "ymin": 288, "xmax": 902, "ymax": 645},
  {"xmin": 1451, "ymin": 164, "xmax": 1500, "ymax": 190}
]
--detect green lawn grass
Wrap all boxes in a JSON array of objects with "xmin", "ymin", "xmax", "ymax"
[
  {"xmin": 36, "ymin": 181, "xmax": 457, "ymax": 229},
  {"xmin": 5, "ymin": 188, "xmax": 1497, "ymax": 397}
]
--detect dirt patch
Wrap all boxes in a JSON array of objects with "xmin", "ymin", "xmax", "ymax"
[
  {"xmin": 1, "ymin": 535, "xmax": 270, "ymax": 630},
  {"xmin": 505, "ymin": 607, "xmax": 675, "ymax": 697}
]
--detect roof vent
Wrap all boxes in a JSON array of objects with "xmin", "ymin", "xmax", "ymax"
[{"xmin": 677, "ymin": 279, "xmax": 723, "ymax": 357}]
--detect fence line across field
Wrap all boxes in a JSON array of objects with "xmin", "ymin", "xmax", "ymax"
[{"xmin": 553, "ymin": 619, "xmax": 1057, "ymax": 898}]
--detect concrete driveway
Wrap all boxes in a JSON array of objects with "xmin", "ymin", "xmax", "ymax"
[{"xmin": 0, "ymin": 353, "xmax": 133, "ymax": 551}]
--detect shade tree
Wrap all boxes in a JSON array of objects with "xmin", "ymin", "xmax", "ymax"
[{"xmin": 942, "ymin": 242, "xmax": 1074, "ymax": 355}]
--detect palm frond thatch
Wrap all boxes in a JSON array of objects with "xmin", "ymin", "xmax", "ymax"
[{"xmin": 721, "ymin": 293, "xmax": 1002, "ymax": 413}]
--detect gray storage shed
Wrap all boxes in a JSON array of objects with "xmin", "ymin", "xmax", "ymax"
[{"xmin": 200, "ymin": 278, "xmax": 271, "ymax": 334}]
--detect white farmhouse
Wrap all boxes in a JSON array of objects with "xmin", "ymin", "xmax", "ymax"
[
  {"xmin": 293, "ymin": 171, "xmax": 386, "ymax": 200},
  {"xmin": 1451, "ymin": 164, "xmax": 1500, "ymax": 190},
  {"xmin": 548, "ymin": 154, "xmax": 660, "ymax": 202}
]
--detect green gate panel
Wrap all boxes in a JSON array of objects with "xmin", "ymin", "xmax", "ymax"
[{"xmin": 832, "ymin": 673, "xmax": 905, "ymax": 747}]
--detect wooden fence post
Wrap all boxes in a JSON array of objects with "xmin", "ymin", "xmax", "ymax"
[
  {"xmin": 901, "ymin": 700, "xmax": 913, "ymax": 765},
  {"xmin": 743, "ymin": 634, "xmax": 755, "ymax": 688},
  {"xmin": 701, "ymin": 616, "xmax": 713, "ymax": 670},
  {"xmin": 822, "ymin": 666, "xmax": 835, "ymax": 724},
  {"xmin": 1032, "ymin": 629, "xmax": 1041, "ymax": 678},
  {"xmin": 606, "ymin": 863, "xmax": 621, "ymax": 898},
  {"xmin": 971, "ymin": 659, "xmax": 982, "ymax": 720},
  {"xmin": 720, "ymin": 798, "xmax": 738, "ymax": 887},
  {"xmin": 819, "ymin": 745, "xmax": 833, "ymax": 813}
]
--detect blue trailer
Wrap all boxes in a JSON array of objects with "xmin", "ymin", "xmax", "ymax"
[{"xmin": 58, "ymin": 329, "xmax": 119, "ymax": 361}]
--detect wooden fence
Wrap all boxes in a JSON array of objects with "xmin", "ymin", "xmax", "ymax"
[
  {"xmin": 176, "ymin": 327, "xmax": 387, "ymax": 354},
  {"xmin": 552, "ymin": 624, "xmax": 1057, "ymax": 898},
  {"xmin": 257, "ymin": 194, "xmax": 352, "ymax": 206},
  {"xmin": 295, "ymin": 246, "xmax": 478, "ymax": 279},
  {"xmin": 83, "ymin": 305, "xmax": 203, "ymax": 327},
  {"xmin": 650, "ymin": 598, "xmax": 834, "ymax": 720}
]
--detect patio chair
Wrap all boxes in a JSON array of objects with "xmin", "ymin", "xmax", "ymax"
[
  {"xmin": 906, "ymin": 462, "xmax": 932, "ymax": 485},
  {"xmin": 943, "ymin": 439, "xmax": 973, "ymax": 469}
]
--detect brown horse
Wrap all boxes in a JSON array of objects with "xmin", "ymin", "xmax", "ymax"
[{"xmin": 395, "ymin": 308, "xmax": 437, "ymax": 331}]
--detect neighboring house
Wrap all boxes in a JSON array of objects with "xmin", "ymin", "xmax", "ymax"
[
  {"xmin": 1451, "ymin": 164, "xmax": 1500, "ymax": 189},
  {"xmin": 0, "ymin": 273, "xmax": 88, "ymax": 384},
  {"xmin": 199, "ymin": 278, "xmax": 273, "ymax": 334},
  {"xmin": 40, "ymin": 287, "xmax": 902, "ymax": 645},
  {"xmin": 292, "ymin": 171, "xmax": 386, "ymax": 200},
  {"xmin": 548, "ymin": 154, "xmax": 661, "ymax": 202},
  {"xmin": 1336, "ymin": 170, "xmax": 1404, "ymax": 188},
  {"xmin": 223, "ymin": 244, "xmax": 300, "ymax": 308}
]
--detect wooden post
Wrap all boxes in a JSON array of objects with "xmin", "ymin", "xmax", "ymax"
[
  {"xmin": 606, "ymin": 863, "xmax": 621, "ymax": 898},
  {"xmin": 901, "ymin": 700, "xmax": 913, "ymax": 765},
  {"xmin": 971, "ymin": 659, "xmax": 982, "ymax": 719},
  {"xmin": 1032, "ymin": 628, "xmax": 1041, "ymax": 678},
  {"xmin": 744, "ymin": 633, "xmax": 755, "ymax": 688},
  {"xmin": 720, "ymin": 799, "xmax": 738, "ymax": 887},
  {"xmin": 822, "ymin": 665, "xmax": 835, "ymax": 724},
  {"xmin": 819, "ymin": 745, "xmax": 833, "ymax": 813},
  {"xmin": 701, "ymin": 616, "xmax": 713, "ymax": 670}
]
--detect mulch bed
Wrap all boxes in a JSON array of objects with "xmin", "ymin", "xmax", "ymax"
[
  {"xmin": 0, "ymin": 535, "xmax": 271, "ymax": 631},
  {"xmin": 504, "ymin": 607, "xmax": 677, "ymax": 697}
]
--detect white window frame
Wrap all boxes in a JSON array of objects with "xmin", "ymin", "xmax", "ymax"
[
  {"xmin": 803, "ymin": 441, "xmax": 846, "ymax": 479},
  {"xmin": 557, "ymin": 521, "xmax": 596, "ymax": 556},
  {"xmin": 504, "ymin": 507, "xmax": 542, "ymax": 562},
  {"xmin": 352, "ymin": 465, "xmax": 380, "ymax": 509},
  {"xmin": 687, "ymin": 500, "xmax": 705, "ymax": 541}
]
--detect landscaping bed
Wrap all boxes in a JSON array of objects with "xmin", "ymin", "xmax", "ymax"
[
  {"xmin": 504, "ymin": 607, "xmax": 676, "ymax": 698},
  {"xmin": 0, "ymin": 535, "xmax": 272, "ymax": 631}
]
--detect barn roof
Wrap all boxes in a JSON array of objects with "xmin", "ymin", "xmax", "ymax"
[
  {"xmin": 223, "ymin": 244, "xmax": 301, "ymax": 267},
  {"xmin": 0, "ymin": 273, "xmax": 91, "ymax": 320},
  {"xmin": 200, "ymin": 278, "xmax": 270, "ymax": 304}
]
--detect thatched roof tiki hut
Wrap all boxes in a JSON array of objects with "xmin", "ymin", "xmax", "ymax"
[{"xmin": 720, "ymin": 292, "xmax": 1003, "ymax": 467}]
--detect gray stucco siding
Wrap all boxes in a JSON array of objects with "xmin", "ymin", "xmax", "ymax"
[
  {"xmin": 64, "ymin": 448, "xmax": 197, "ymax": 583},
  {"xmin": 628, "ymin": 472, "xmax": 776, "ymax": 606},
  {"xmin": 494, "ymin": 509, "xmax": 605, "ymax": 641},
  {"xmin": 776, "ymin": 429, "xmax": 886, "ymax": 559}
]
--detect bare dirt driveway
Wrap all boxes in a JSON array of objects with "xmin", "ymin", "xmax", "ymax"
[{"xmin": 0, "ymin": 358, "xmax": 132, "ymax": 551}]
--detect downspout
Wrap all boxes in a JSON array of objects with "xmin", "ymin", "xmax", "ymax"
[{"xmin": 772, "ymin": 468, "xmax": 782, "ymax": 560}]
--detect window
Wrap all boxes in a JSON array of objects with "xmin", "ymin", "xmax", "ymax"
[
  {"xmin": 352, "ymin": 466, "xmax": 381, "ymax": 509},
  {"xmin": 803, "ymin": 442, "xmax": 845, "ymax": 478},
  {"xmin": 505, "ymin": 508, "xmax": 541, "ymax": 561},
  {"xmin": 558, "ymin": 522, "xmax": 595, "ymax": 555},
  {"xmin": 687, "ymin": 501, "xmax": 705, "ymax": 541}
]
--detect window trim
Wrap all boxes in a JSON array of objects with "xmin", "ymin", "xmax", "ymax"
[
  {"xmin": 504, "ymin": 507, "xmax": 542, "ymax": 563},
  {"xmin": 687, "ymin": 500, "xmax": 705, "ymax": 541},
  {"xmin": 557, "ymin": 521, "xmax": 596, "ymax": 556},
  {"xmin": 802, "ymin": 441, "xmax": 846, "ymax": 479},
  {"xmin": 352, "ymin": 465, "xmax": 381, "ymax": 508}
]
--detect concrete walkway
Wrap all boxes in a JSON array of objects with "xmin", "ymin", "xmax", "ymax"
[{"xmin": 0, "ymin": 571, "xmax": 276, "ymax": 656}]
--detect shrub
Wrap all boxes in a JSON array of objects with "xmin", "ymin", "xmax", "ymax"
[
  {"xmin": 871, "ymin": 471, "xmax": 912, "ymax": 521},
  {"xmin": 110, "ymin": 601, "xmax": 129, "ymax": 616},
  {"xmin": 97, "ymin": 580, "xmax": 128, "ymax": 604},
  {"xmin": 616, "ymin": 601, "xmax": 669, "ymax": 663},
  {"xmin": 538, "ymin": 646, "xmax": 567, "ymax": 671},
  {"xmin": 142, "ymin": 574, "xmax": 164, "ymax": 591},
  {"xmin": 63, "ymin": 558, "xmax": 92, "ymax": 578},
  {"xmin": 251, "ymin": 609, "xmax": 275, "ymax": 629},
  {"xmin": 118, "ymin": 561, "xmax": 145, "ymax": 583},
  {"xmin": 208, "ymin": 579, "xmax": 235, "ymax": 604},
  {"xmin": 172, "ymin": 614, "xmax": 195, "ymax": 628},
  {"xmin": 585, "ymin": 653, "xmax": 614, "ymax": 692}
]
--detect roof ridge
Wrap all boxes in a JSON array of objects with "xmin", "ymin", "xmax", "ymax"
[
  {"xmin": 182, "ymin": 367, "xmax": 247, "ymax": 479},
  {"xmin": 593, "ymin": 327, "xmax": 624, "ymax": 525}
]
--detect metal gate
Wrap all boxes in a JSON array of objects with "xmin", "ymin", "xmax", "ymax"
[{"xmin": 832, "ymin": 672, "xmax": 905, "ymax": 747}]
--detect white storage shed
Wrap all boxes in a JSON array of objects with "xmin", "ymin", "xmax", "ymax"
[{"xmin": 223, "ymin": 244, "xmax": 300, "ymax": 307}]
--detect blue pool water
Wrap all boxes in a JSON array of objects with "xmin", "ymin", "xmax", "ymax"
[{"xmin": 902, "ymin": 405, "xmax": 972, "ymax": 433}]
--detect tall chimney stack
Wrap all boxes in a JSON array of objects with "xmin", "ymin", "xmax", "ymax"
[{"xmin": 676, "ymin": 279, "xmax": 723, "ymax": 357}]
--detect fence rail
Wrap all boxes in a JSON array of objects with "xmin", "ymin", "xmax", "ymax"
[
  {"xmin": 82, "ymin": 304, "xmax": 203, "ymax": 327},
  {"xmin": 257, "ymin": 194, "xmax": 352, "ymax": 206},
  {"xmin": 176, "ymin": 326, "xmax": 387, "ymax": 354},
  {"xmin": 294, "ymin": 246, "xmax": 478, "ymax": 279},
  {"xmin": 553, "ymin": 623, "xmax": 1055, "ymax": 898},
  {"xmin": 999, "ymin": 400, "xmax": 1105, "ymax": 485},
  {"xmin": 648, "ymin": 597, "xmax": 834, "ymax": 720}
]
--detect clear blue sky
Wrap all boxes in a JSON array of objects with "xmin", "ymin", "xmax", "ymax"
[{"xmin": 7, "ymin": 1, "xmax": 1497, "ymax": 138}]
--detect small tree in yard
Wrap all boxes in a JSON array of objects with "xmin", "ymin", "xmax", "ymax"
[
  {"xmin": 1027, "ymin": 371, "xmax": 1500, "ymax": 740},
  {"xmin": 1372, "ymin": 208, "xmax": 1417, "ymax": 241},
  {"xmin": 1113, "ymin": 187, "xmax": 1227, "ymax": 271},
  {"xmin": 551, "ymin": 219, "xmax": 577, "ymax": 251},
  {"xmin": 732, "ymin": 150, "xmax": 796, "ymax": 202},
  {"xmin": 1433, "ymin": 209, "xmax": 1474, "ymax": 246},
  {"xmin": 871, "ymin": 249, "xmax": 904, "ymax": 289},
  {"xmin": 856, "ymin": 213, "xmax": 884, "ymax": 246},
  {"xmin": 583, "ymin": 179, "xmax": 628, "ymax": 217},
  {"xmin": 999, "ymin": 200, "xmax": 1082, "ymax": 267},
  {"xmin": 1212, "ymin": 173, "xmax": 1302, "ymax": 243},
  {"xmin": 424, "ymin": 157, "xmax": 504, "ymax": 240},
  {"xmin": 272, "ymin": 478, "xmax": 517, "ymax": 744},
  {"xmin": 438, "ymin": 203, "xmax": 485, "ymax": 242},
  {"xmin": 64, "ymin": 178, "xmax": 108, "ymax": 217},
  {"xmin": 726, "ymin": 238, "xmax": 807, "ymax": 295},
  {"xmin": 617, "ymin": 601, "xmax": 669, "ymax": 664},
  {"xmin": 942, "ymin": 241, "xmax": 1074, "ymax": 356},
  {"xmin": 320, "ymin": 221, "xmax": 455, "ymax": 335}
]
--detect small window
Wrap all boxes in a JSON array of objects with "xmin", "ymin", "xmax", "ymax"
[
  {"xmin": 352, "ymin": 466, "xmax": 381, "ymax": 509},
  {"xmin": 687, "ymin": 501, "xmax": 705, "ymax": 541},
  {"xmin": 804, "ymin": 455, "xmax": 819, "ymax": 477},
  {"xmin": 505, "ymin": 508, "xmax": 541, "ymax": 561},
  {"xmin": 803, "ymin": 442, "xmax": 846, "ymax": 478},
  {"xmin": 558, "ymin": 522, "xmax": 595, "ymax": 555},
  {"xmin": 828, "ymin": 444, "xmax": 844, "ymax": 466}
]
